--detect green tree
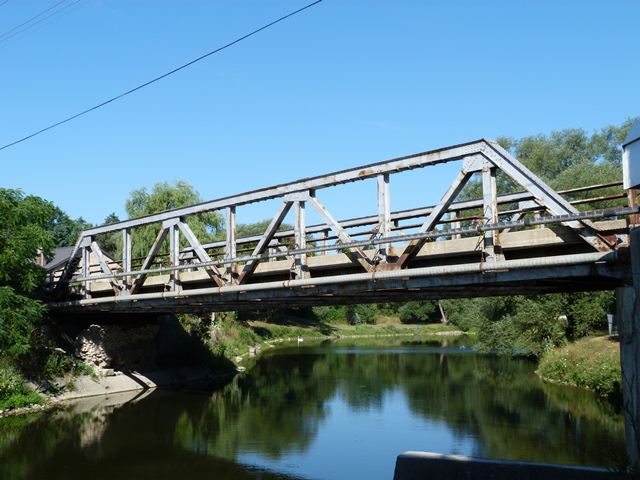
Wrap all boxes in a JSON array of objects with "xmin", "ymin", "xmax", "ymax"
[
  {"xmin": 49, "ymin": 209, "xmax": 91, "ymax": 247},
  {"xmin": 97, "ymin": 212, "xmax": 121, "ymax": 256},
  {"xmin": 398, "ymin": 300, "xmax": 437, "ymax": 323},
  {"xmin": 125, "ymin": 181, "xmax": 223, "ymax": 260},
  {"xmin": 0, "ymin": 189, "xmax": 56, "ymax": 361}
]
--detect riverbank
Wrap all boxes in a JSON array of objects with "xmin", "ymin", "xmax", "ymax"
[
  {"xmin": 0, "ymin": 318, "xmax": 461, "ymax": 415},
  {"xmin": 536, "ymin": 336, "xmax": 621, "ymax": 399},
  {"xmin": 210, "ymin": 316, "xmax": 463, "ymax": 363}
]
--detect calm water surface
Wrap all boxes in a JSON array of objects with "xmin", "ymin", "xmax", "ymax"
[{"xmin": 0, "ymin": 338, "xmax": 625, "ymax": 479}]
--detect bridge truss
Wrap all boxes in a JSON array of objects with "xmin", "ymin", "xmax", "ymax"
[{"xmin": 49, "ymin": 139, "xmax": 636, "ymax": 313}]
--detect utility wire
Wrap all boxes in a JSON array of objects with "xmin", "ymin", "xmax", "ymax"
[
  {"xmin": 0, "ymin": 0, "xmax": 68, "ymax": 40},
  {"xmin": 0, "ymin": 1, "xmax": 10, "ymax": 8},
  {"xmin": 0, "ymin": 0, "xmax": 323, "ymax": 152},
  {"xmin": 0, "ymin": 0, "xmax": 81, "ymax": 46}
]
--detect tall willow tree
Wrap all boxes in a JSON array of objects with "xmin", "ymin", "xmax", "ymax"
[{"xmin": 125, "ymin": 181, "xmax": 223, "ymax": 261}]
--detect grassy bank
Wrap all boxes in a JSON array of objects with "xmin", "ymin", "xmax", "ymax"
[
  {"xmin": 0, "ymin": 362, "xmax": 43, "ymax": 411},
  {"xmin": 204, "ymin": 314, "xmax": 460, "ymax": 361},
  {"xmin": 536, "ymin": 336, "xmax": 621, "ymax": 399}
]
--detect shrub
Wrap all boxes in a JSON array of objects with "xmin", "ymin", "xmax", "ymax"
[
  {"xmin": 537, "ymin": 337, "xmax": 621, "ymax": 398},
  {"xmin": 354, "ymin": 304, "xmax": 378, "ymax": 324},
  {"xmin": 476, "ymin": 295, "xmax": 567, "ymax": 357},
  {"xmin": 313, "ymin": 306, "xmax": 347, "ymax": 324},
  {"xmin": 398, "ymin": 301, "xmax": 437, "ymax": 324},
  {"xmin": 0, "ymin": 361, "xmax": 43, "ymax": 410}
]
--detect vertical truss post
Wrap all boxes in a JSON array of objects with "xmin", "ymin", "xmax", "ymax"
[
  {"xmin": 377, "ymin": 173, "xmax": 391, "ymax": 261},
  {"xmin": 81, "ymin": 237, "xmax": 91, "ymax": 299},
  {"xmin": 450, "ymin": 210, "xmax": 461, "ymax": 240},
  {"xmin": 225, "ymin": 206, "xmax": 237, "ymax": 281},
  {"xmin": 169, "ymin": 221, "xmax": 180, "ymax": 292},
  {"xmin": 294, "ymin": 200, "xmax": 308, "ymax": 278},
  {"xmin": 321, "ymin": 229, "xmax": 329, "ymax": 255},
  {"xmin": 268, "ymin": 240, "xmax": 277, "ymax": 262},
  {"xmin": 482, "ymin": 163, "xmax": 501, "ymax": 261},
  {"xmin": 122, "ymin": 228, "xmax": 132, "ymax": 291}
]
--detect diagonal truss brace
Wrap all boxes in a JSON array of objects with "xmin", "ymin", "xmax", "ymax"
[
  {"xmin": 89, "ymin": 240, "xmax": 122, "ymax": 294},
  {"xmin": 305, "ymin": 192, "xmax": 374, "ymax": 273},
  {"xmin": 176, "ymin": 220, "xmax": 225, "ymax": 287},
  {"xmin": 481, "ymin": 141, "xmax": 615, "ymax": 252},
  {"xmin": 237, "ymin": 201, "xmax": 293, "ymax": 285},
  {"xmin": 130, "ymin": 227, "xmax": 169, "ymax": 295},
  {"xmin": 395, "ymin": 162, "xmax": 477, "ymax": 268}
]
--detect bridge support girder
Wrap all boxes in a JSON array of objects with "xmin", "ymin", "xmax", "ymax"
[{"xmin": 618, "ymin": 227, "xmax": 640, "ymax": 470}]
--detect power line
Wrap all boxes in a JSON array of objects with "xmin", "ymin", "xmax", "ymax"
[
  {"xmin": 0, "ymin": 1, "xmax": 10, "ymax": 8},
  {"xmin": 0, "ymin": 0, "xmax": 323, "ymax": 153},
  {"xmin": 0, "ymin": 0, "xmax": 68, "ymax": 40},
  {"xmin": 0, "ymin": 0, "xmax": 82, "ymax": 46}
]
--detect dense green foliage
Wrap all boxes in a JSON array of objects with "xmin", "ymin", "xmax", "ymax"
[
  {"xmin": 49, "ymin": 210, "xmax": 91, "ymax": 248},
  {"xmin": 125, "ymin": 181, "xmax": 223, "ymax": 259},
  {"xmin": 537, "ymin": 337, "xmax": 621, "ymax": 398},
  {"xmin": 398, "ymin": 301, "xmax": 437, "ymax": 323},
  {"xmin": 0, "ymin": 190, "xmax": 61, "ymax": 408},
  {"xmin": 0, "ymin": 189, "xmax": 94, "ymax": 409},
  {"xmin": 0, "ymin": 189, "xmax": 57, "ymax": 360},
  {"xmin": 0, "ymin": 360, "xmax": 42, "ymax": 410},
  {"xmin": 442, "ymin": 292, "xmax": 615, "ymax": 357}
]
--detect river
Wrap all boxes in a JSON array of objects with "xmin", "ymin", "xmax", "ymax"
[{"xmin": 0, "ymin": 337, "xmax": 626, "ymax": 479}]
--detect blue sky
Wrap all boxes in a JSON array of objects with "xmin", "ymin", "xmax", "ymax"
[{"xmin": 1, "ymin": 0, "xmax": 638, "ymax": 226}]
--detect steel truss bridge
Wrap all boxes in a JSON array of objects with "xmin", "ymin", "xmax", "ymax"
[{"xmin": 48, "ymin": 139, "xmax": 638, "ymax": 313}]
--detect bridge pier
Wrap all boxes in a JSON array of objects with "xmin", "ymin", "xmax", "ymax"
[{"xmin": 618, "ymin": 227, "xmax": 640, "ymax": 470}]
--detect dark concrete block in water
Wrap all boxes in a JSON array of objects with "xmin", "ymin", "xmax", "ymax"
[{"xmin": 393, "ymin": 452, "xmax": 631, "ymax": 480}]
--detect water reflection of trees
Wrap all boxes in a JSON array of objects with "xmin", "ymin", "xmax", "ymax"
[
  {"xmin": 186, "ymin": 341, "xmax": 625, "ymax": 467},
  {"xmin": 0, "ymin": 341, "xmax": 626, "ymax": 478},
  {"xmin": 0, "ymin": 389, "xmax": 303, "ymax": 480}
]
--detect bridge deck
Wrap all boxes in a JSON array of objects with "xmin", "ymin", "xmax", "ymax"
[{"xmin": 51, "ymin": 220, "xmax": 630, "ymax": 313}]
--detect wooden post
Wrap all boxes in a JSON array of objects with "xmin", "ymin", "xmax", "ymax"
[{"xmin": 618, "ymin": 227, "xmax": 640, "ymax": 470}]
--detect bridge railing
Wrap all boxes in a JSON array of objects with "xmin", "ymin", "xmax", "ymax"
[{"xmin": 50, "ymin": 139, "xmax": 632, "ymax": 302}]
